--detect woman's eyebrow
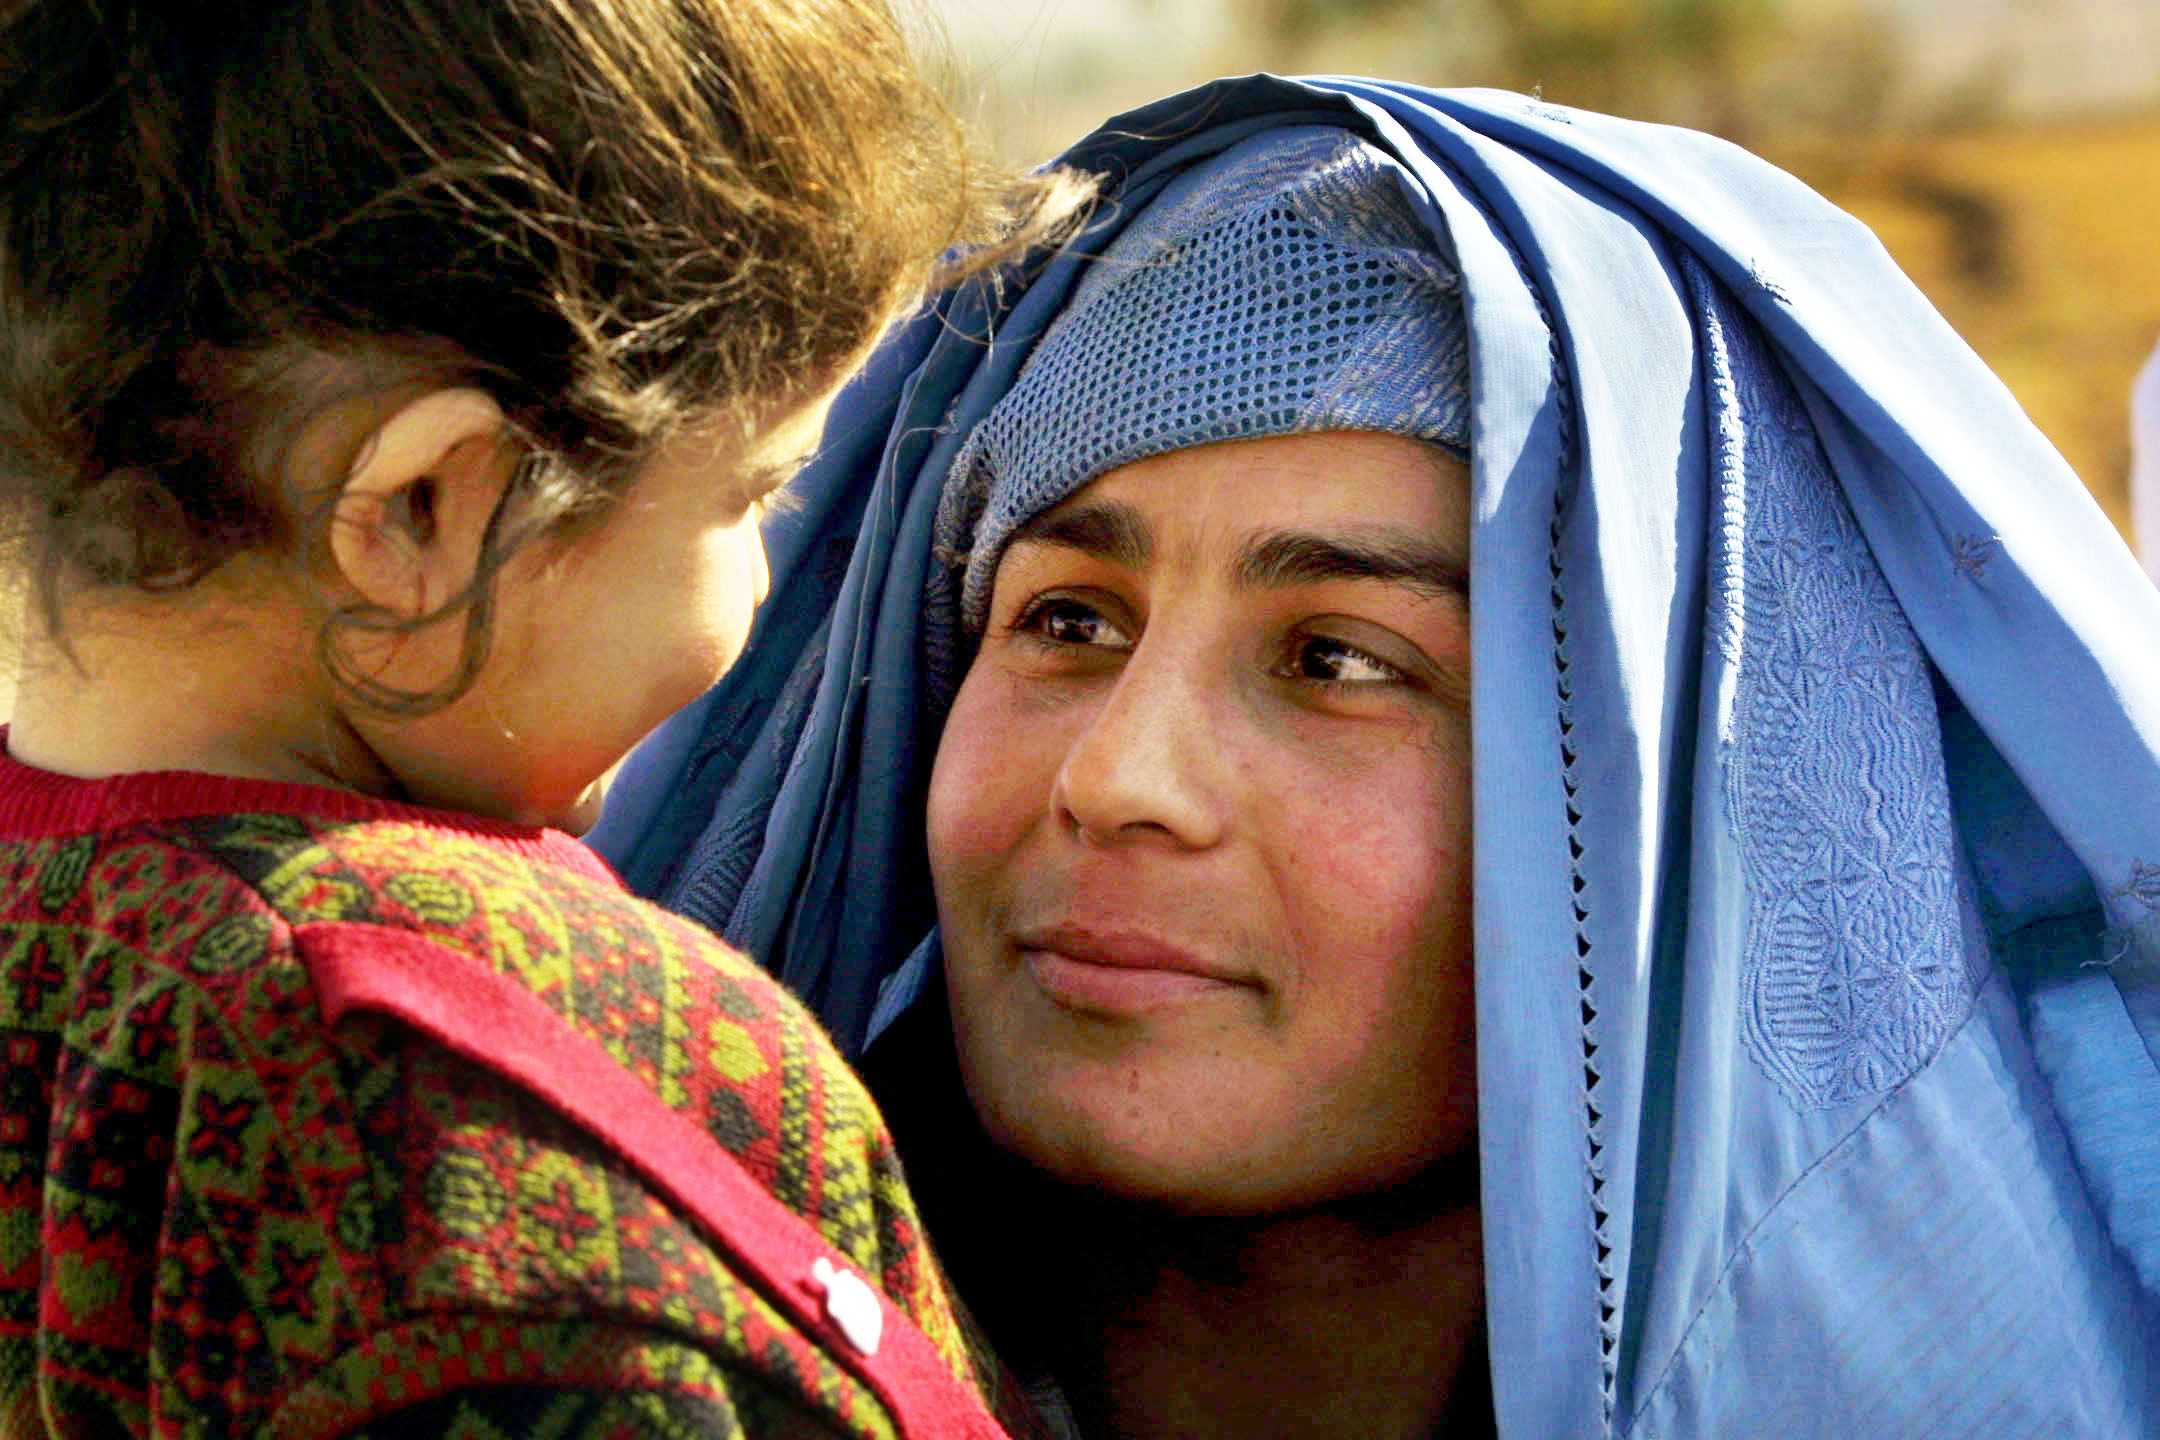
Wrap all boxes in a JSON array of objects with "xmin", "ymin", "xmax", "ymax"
[
  {"xmin": 1236, "ymin": 529, "xmax": 1469, "ymax": 602},
  {"xmin": 1007, "ymin": 498, "xmax": 1152, "ymax": 568}
]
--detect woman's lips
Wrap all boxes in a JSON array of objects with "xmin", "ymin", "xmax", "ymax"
[{"xmin": 1014, "ymin": 925, "xmax": 1254, "ymax": 1016}]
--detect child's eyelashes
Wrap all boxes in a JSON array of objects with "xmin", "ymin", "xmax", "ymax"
[{"xmin": 742, "ymin": 453, "xmax": 816, "ymax": 521}]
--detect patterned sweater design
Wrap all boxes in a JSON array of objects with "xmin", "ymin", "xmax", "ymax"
[{"xmin": 0, "ymin": 761, "xmax": 1009, "ymax": 1438}]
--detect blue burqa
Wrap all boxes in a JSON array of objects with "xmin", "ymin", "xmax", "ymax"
[{"xmin": 593, "ymin": 76, "xmax": 2160, "ymax": 1437}]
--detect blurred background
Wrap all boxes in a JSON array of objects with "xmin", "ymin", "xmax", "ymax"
[{"xmin": 923, "ymin": 0, "xmax": 2160, "ymax": 554}]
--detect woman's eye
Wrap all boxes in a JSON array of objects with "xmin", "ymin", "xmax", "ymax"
[
  {"xmin": 1016, "ymin": 596, "xmax": 1131, "ymax": 649},
  {"xmin": 1292, "ymin": 634, "xmax": 1405, "ymax": 685}
]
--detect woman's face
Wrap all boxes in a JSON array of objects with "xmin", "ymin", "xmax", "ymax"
[{"xmin": 928, "ymin": 430, "xmax": 1475, "ymax": 1213}]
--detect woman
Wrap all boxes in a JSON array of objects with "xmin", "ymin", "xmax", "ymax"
[{"xmin": 595, "ymin": 77, "xmax": 2160, "ymax": 1435}]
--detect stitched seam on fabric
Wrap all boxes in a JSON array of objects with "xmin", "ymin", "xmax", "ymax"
[
  {"xmin": 1523, "ymin": 242, "xmax": 1616, "ymax": 1427},
  {"xmin": 1618, "ymin": 969, "xmax": 1998, "ymax": 1431}
]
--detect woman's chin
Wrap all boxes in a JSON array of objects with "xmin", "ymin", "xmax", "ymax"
[{"xmin": 1006, "ymin": 1115, "xmax": 1475, "ymax": 1220}]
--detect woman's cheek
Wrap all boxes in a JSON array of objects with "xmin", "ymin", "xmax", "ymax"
[
  {"xmin": 1277, "ymin": 749, "xmax": 1466, "ymax": 955},
  {"xmin": 928, "ymin": 670, "xmax": 1041, "ymax": 877}
]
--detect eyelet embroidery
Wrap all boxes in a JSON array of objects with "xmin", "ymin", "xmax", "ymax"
[
  {"xmin": 2115, "ymin": 859, "xmax": 2160, "ymax": 911},
  {"xmin": 1952, "ymin": 533, "xmax": 2002, "ymax": 579},
  {"xmin": 1691, "ymin": 256, "xmax": 1983, "ymax": 1112},
  {"xmin": 1526, "ymin": 229, "xmax": 1617, "ymax": 1428}
]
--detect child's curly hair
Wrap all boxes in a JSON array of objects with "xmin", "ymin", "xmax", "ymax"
[{"xmin": 0, "ymin": 0, "xmax": 1085, "ymax": 709}]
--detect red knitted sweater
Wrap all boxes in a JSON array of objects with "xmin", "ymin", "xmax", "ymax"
[{"xmin": 0, "ymin": 750, "xmax": 1016, "ymax": 1438}]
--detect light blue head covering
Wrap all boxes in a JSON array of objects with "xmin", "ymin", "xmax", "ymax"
[
  {"xmin": 593, "ymin": 77, "xmax": 2160, "ymax": 1437},
  {"xmin": 941, "ymin": 128, "xmax": 1469, "ymax": 636}
]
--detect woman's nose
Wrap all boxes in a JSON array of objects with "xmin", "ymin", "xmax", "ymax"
[{"xmin": 1050, "ymin": 638, "xmax": 1229, "ymax": 850}]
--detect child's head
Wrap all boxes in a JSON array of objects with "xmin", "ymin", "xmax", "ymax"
[{"xmin": 0, "ymin": 0, "xmax": 1074, "ymax": 826}]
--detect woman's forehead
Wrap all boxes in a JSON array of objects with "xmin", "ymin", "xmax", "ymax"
[{"xmin": 943, "ymin": 128, "xmax": 1470, "ymax": 638}]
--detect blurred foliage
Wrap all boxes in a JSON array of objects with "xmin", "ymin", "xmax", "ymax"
[
  {"xmin": 938, "ymin": 0, "xmax": 2160, "ymax": 545},
  {"xmin": 1788, "ymin": 118, "xmax": 2160, "ymax": 532},
  {"xmin": 1238, "ymin": 0, "xmax": 1903, "ymax": 143}
]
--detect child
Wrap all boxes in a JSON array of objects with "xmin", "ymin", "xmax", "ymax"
[{"xmin": 0, "ymin": 0, "xmax": 1079, "ymax": 1434}]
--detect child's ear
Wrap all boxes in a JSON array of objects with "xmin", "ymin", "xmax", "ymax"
[{"xmin": 330, "ymin": 388, "xmax": 516, "ymax": 618}]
